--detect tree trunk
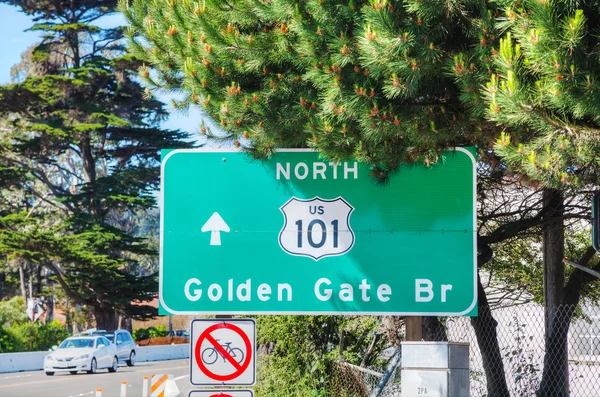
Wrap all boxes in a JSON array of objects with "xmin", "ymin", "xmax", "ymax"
[
  {"xmin": 19, "ymin": 261, "xmax": 27, "ymax": 304},
  {"xmin": 28, "ymin": 271, "xmax": 33, "ymax": 301},
  {"xmin": 381, "ymin": 316, "xmax": 403, "ymax": 347},
  {"xmin": 360, "ymin": 333, "xmax": 382, "ymax": 368},
  {"xmin": 120, "ymin": 316, "xmax": 132, "ymax": 333},
  {"xmin": 538, "ymin": 247, "xmax": 597, "ymax": 397},
  {"xmin": 65, "ymin": 308, "xmax": 73, "ymax": 332},
  {"xmin": 543, "ymin": 188, "xmax": 565, "ymax": 333},
  {"xmin": 539, "ymin": 188, "xmax": 567, "ymax": 396},
  {"xmin": 538, "ymin": 305, "xmax": 573, "ymax": 397},
  {"xmin": 470, "ymin": 274, "xmax": 510, "ymax": 397},
  {"xmin": 80, "ymin": 135, "xmax": 102, "ymax": 218},
  {"xmin": 94, "ymin": 307, "xmax": 119, "ymax": 331},
  {"xmin": 34, "ymin": 264, "xmax": 42, "ymax": 296},
  {"xmin": 46, "ymin": 294, "xmax": 54, "ymax": 324}
]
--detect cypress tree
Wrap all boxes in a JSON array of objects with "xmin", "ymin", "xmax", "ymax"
[{"xmin": 0, "ymin": 0, "xmax": 194, "ymax": 330}]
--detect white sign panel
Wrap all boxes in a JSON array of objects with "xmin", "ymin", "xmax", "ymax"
[
  {"xmin": 190, "ymin": 319, "xmax": 256, "ymax": 386},
  {"xmin": 401, "ymin": 370, "xmax": 448, "ymax": 397},
  {"xmin": 188, "ymin": 390, "xmax": 254, "ymax": 397},
  {"xmin": 279, "ymin": 196, "xmax": 355, "ymax": 260},
  {"xmin": 26, "ymin": 300, "xmax": 44, "ymax": 322}
]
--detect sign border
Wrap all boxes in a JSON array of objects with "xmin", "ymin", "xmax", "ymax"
[
  {"xmin": 160, "ymin": 148, "xmax": 477, "ymax": 316},
  {"xmin": 190, "ymin": 318, "xmax": 257, "ymax": 387}
]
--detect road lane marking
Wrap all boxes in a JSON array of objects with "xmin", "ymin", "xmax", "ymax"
[
  {"xmin": 2, "ymin": 374, "xmax": 31, "ymax": 380},
  {"xmin": 131, "ymin": 364, "xmax": 188, "ymax": 374},
  {"xmin": 0, "ymin": 374, "xmax": 128, "ymax": 390},
  {"xmin": 0, "ymin": 377, "xmax": 78, "ymax": 389},
  {"xmin": 0, "ymin": 361, "xmax": 189, "ymax": 390},
  {"xmin": 173, "ymin": 375, "xmax": 189, "ymax": 381}
]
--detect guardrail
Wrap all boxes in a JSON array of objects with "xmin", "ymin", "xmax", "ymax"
[
  {"xmin": 136, "ymin": 344, "xmax": 189, "ymax": 363},
  {"xmin": 0, "ymin": 351, "xmax": 48, "ymax": 373},
  {"xmin": 0, "ymin": 344, "xmax": 190, "ymax": 374}
]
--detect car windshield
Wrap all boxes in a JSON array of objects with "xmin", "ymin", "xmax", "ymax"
[
  {"xmin": 93, "ymin": 331, "xmax": 114, "ymax": 342},
  {"xmin": 103, "ymin": 333, "xmax": 115, "ymax": 343},
  {"xmin": 59, "ymin": 338, "xmax": 95, "ymax": 349}
]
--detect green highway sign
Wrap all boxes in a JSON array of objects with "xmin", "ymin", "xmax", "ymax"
[{"xmin": 160, "ymin": 148, "xmax": 477, "ymax": 315}]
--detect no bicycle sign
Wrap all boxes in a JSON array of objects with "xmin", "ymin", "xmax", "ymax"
[
  {"xmin": 190, "ymin": 319, "xmax": 256, "ymax": 386},
  {"xmin": 188, "ymin": 391, "xmax": 254, "ymax": 397}
]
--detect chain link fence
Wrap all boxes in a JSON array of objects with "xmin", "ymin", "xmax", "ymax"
[{"xmin": 323, "ymin": 304, "xmax": 600, "ymax": 396}]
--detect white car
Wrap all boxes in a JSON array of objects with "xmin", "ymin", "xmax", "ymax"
[
  {"xmin": 44, "ymin": 336, "xmax": 118, "ymax": 375},
  {"xmin": 91, "ymin": 330, "xmax": 137, "ymax": 366}
]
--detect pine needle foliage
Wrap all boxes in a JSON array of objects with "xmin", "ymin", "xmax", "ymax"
[
  {"xmin": 461, "ymin": 1, "xmax": 600, "ymax": 187},
  {"xmin": 123, "ymin": 0, "xmax": 600, "ymax": 187},
  {"xmin": 121, "ymin": 0, "xmax": 503, "ymax": 179}
]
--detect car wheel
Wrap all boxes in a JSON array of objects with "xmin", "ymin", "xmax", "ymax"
[
  {"xmin": 126, "ymin": 350, "xmax": 136, "ymax": 367},
  {"xmin": 69, "ymin": 371, "xmax": 78, "ymax": 375},
  {"xmin": 45, "ymin": 372, "xmax": 54, "ymax": 376},
  {"xmin": 87, "ymin": 357, "xmax": 97, "ymax": 374},
  {"xmin": 108, "ymin": 356, "xmax": 118, "ymax": 373}
]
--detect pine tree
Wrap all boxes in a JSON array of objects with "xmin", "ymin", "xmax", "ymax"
[
  {"xmin": 0, "ymin": 0, "xmax": 194, "ymax": 330},
  {"xmin": 122, "ymin": 1, "xmax": 600, "ymax": 395},
  {"xmin": 454, "ymin": 2, "xmax": 600, "ymax": 395},
  {"xmin": 121, "ymin": 1, "xmax": 514, "ymax": 395},
  {"xmin": 477, "ymin": 3, "xmax": 600, "ymax": 187}
]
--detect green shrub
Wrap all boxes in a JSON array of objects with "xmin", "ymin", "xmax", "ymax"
[
  {"xmin": 0, "ymin": 297, "xmax": 28, "ymax": 326},
  {"xmin": 10, "ymin": 320, "xmax": 70, "ymax": 351},
  {"xmin": 37, "ymin": 320, "xmax": 71, "ymax": 350},
  {"xmin": 149, "ymin": 325, "xmax": 168, "ymax": 338},
  {"xmin": 0, "ymin": 326, "xmax": 24, "ymax": 353},
  {"xmin": 133, "ymin": 327, "xmax": 150, "ymax": 341},
  {"xmin": 10, "ymin": 322, "xmax": 36, "ymax": 351},
  {"xmin": 254, "ymin": 315, "xmax": 384, "ymax": 396},
  {"xmin": 133, "ymin": 324, "xmax": 169, "ymax": 341}
]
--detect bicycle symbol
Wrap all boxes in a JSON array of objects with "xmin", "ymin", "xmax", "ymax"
[{"xmin": 201, "ymin": 339, "xmax": 245, "ymax": 365}]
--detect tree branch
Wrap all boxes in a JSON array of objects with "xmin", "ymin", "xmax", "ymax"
[{"xmin": 42, "ymin": 261, "xmax": 98, "ymax": 307}]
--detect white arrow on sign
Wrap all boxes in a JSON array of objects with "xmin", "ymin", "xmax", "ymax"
[{"xmin": 201, "ymin": 212, "xmax": 230, "ymax": 246}]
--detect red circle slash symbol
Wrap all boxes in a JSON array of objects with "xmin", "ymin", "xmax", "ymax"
[{"xmin": 195, "ymin": 323, "xmax": 252, "ymax": 382}]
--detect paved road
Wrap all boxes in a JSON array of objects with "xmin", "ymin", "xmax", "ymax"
[{"xmin": 0, "ymin": 359, "xmax": 198, "ymax": 397}]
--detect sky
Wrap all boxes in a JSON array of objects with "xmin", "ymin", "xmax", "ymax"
[{"xmin": 0, "ymin": 4, "xmax": 206, "ymax": 137}]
